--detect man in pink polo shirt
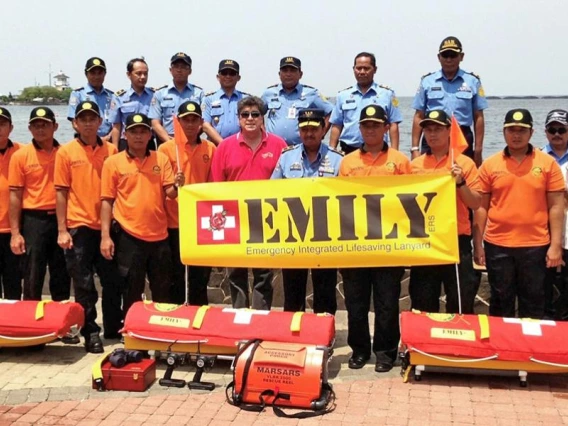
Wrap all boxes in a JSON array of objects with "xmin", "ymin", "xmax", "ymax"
[{"xmin": 212, "ymin": 96, "xmax": 286, "ymax": 309}]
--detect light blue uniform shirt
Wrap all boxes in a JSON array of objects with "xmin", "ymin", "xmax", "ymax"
[
  {"xmin": 542, "ymin": 144, "xmax": 568, "ymax": 166},
  {"xmin": 108, "ymin": 86, "xmax": 154, "ymax": 138},
  {"xmin": 262, "ymin": 83, "xmax": 333, "ymax": 146},
  {"xmin": 202, "ymin": 89, "xmax": 249, "ymax": 139},
  {"xmin": 271, "ymin": 142, "xmax": 343, "ymax": 179},
  {"xmin": 412, "ymin": 68, "xmax": 488, "ymax": 127},
  {"xmin": 330, "ymin": 82, "xmax": 402, "ymax": 147},
  {"xmin": 149, "ymin": 82, "xmax": 204, "ymax": 135},
  {"xmin": 67, "ymin": 83, "xmax": 115, "ymax": 137}
]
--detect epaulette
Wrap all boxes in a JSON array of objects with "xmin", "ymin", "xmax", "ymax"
[
  {"xmin": 153, "ymin": 85, "xmax": 167, "ymax": 91},
  {"xmin": 328, "ymin": 146, "xmax": 344, "ymax": 156},
  {"xmin": 148, "ymin": 86, "xmax": 155, "ymax": 92},
  {"xmin": 421, "ymin": 71, "xmax": 434, "ymax": 79},
  {"xmin": 282, "ymin": 145, "xmax": 297, "ymax": 153},
  {"xmin": 105, "ymin": 89, "xmax": 114, "ymax": 94},
  {"xmin": 73, "ymin": 87, "xmax": 84, "ymax": 91},
  {"xmin": 466, "ymin": 71, "xmax": 482, "ymax": 80},
  {"xmin": 267, "ymin": 84, "xmax": 278, "ymax": 88},
  {"xmin": 204, "ymin": 91, "xmax": 216, "ymax": 97},
  {"xmin": 241, "ymin": 91, "xmax": 251, "ymax": 97},
  {"xmin": 379, "ymin": 84, "xmax": 394, "ymax": 92},
  {"xmin": 302, "ymin": 84, "xmax": 314, "ymax": 89},
  {"xmin": 338, "ymin": 86, "xmax": 353, "ymax": 92},
  {"xmin": 193, "ymin": 84, "xmax": 203, "ymax": 90},
  {"xmin": 115, "ymin": 89, "xmax": 126, "ymax": 97}
]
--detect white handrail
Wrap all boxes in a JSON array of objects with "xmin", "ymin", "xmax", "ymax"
[{"xmin": 411, "ymin": 347, "xmax": 498, "ymax": 363}]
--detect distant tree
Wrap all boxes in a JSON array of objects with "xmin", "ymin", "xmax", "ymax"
[{"xmin": 19, "ymin": 86, "xmax": 71, "ymax": 103}]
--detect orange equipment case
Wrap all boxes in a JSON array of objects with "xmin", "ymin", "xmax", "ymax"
[{"xmin": 0, "ymin": 300, "xmax": 84, "ymax": 347}]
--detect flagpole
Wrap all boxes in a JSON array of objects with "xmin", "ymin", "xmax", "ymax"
[{"xmin": 454, "ymin": 263, "xmax": 463, "ymax": 314}]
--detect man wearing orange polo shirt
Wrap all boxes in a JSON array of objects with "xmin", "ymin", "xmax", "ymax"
[
  {"xmin": 55, "ymin": 101, "xmax": 120, "ymax": 352},
  {"xmin": 0, "ymin": 108, "xmax": 22, "ymax": 300},
  {"xmin": 474, "ymin": 109, "xmax": 565, "ymax": 319},
  {"xmin": 159, "ymin": 101, "xmax": 216, "ymax": 305},
  {"xmin": 410, "ymin": 110, "xmax": 481, "ymax": 314},
  {"xmin": 9, "ymin": 107, "xmax": 71, "ymax": 303},
  {"xmin": 339, "ymin": 105, "xmax": 410, "ymax": 373},
  {"xmin": 101, "ymin": 113, "xmax": 182, "ymax": 315},
  {"xmin": 211, "ymin": 96, "xmax": 287, "ymax": 309}
]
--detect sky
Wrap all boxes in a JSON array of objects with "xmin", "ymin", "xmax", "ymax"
[{"xmin": 2, "ymin": 0, "xmax": 566, "ymax": 98}]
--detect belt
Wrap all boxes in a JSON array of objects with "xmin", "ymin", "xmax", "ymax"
[{"xmin": 22, "ymin": 209, "xmax": 56, "ymax": 217}]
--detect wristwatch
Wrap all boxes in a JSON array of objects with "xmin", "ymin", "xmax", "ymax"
[
  {"xmin": 410, "ymin": 147, "xmax": 420, "ymax": 152},
  {"xmin": 456, "ymin": 179, "xmax": 467, "ymax": 188}
]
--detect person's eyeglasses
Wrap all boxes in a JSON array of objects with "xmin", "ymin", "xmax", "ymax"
[
  {"xmin": 546, "ymin": 127, "xmax": 567, "ymax": 135},
  {"xmin": 240, "ymin": 111, "xmax": 261, "ymax": 119},
  {"xmin": 440, "ymin": 51, "xmax": 459, "ymax": 59},
  {"xmin": 219, "ymin": 69, "xmax": 237, "ymax": 76}
]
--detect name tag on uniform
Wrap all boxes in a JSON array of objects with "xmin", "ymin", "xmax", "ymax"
[
  {"xmin": 290, "ymin": 162, "xmax": 302, "ymax": 171},
  {"xmin": 431, "ymin": 87, "xmax": 442, "ymax": 91},
  {"xmin": 287, "ymin": 106, "xmax": 296, "ymax": 119}
]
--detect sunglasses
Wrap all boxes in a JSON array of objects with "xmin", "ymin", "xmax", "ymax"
[
  {"xmin": 547, "ymin": 127, "xmax": 568, "ymax": 135},
  {"xmin": 440, "ymin": 51, "xmax": 459, "ymax": 59},
  {"xmin": 219, "ymin": 69, "xmax": 238, "ymax": 76},
  {"xmin": 240, "ymin": 111, "xmax": 262, "ymax": 119}
]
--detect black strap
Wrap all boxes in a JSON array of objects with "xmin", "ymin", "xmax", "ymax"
[
  {"xmin": 226, "ymin": 339, "xmax": 262, "ymax": 407},
  {"xmin": 271, "ymin": 383, "xmax": 336, "ymax": 419}
]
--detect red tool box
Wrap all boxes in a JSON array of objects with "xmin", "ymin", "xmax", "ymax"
[{"xmin": 92, "ymin": 358, "xmax": 156, "ymax": 392}]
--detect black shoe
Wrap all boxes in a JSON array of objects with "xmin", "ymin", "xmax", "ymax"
[
  {"xmin": 103, "ymin": 332, "xmax": 122, "ymax": 340},
  {"xmin": 60, "ymin": 333, "xmax": 80, "ymax": 345},
  {"xmin": 85, "ymin": 333, "xmax": 104, "ymax": 354},
  {"xmin": 375, "ymin": 361, "xmax": 393, "ymax": 373},
  {"xmin": 348, "ymin": 354, "xmax": 369, "ymax": 369}
]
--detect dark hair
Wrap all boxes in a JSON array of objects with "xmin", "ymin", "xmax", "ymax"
[
  {"xmin": 353, "ymin": 52, "xmax": 376, "ymax": 67},
  {"xmin": 237, "ymin": 96, "xmax": 267, "ymax": 115},
  {"xmin": 127, "ymin": 57, "xmax": 147, "ymax": 72}
]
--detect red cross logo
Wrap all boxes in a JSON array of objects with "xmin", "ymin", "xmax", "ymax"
[{"xmin": 196, "ymin": 201, "xmax": 240, "ymax": 245}]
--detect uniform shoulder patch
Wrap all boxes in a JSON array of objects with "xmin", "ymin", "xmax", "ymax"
[
  {"xmin": 73, "ymin": 87, "xmax": 84, "ymax": 91},
  {"xmin": 282, "ymin": 145, "xmax": 296, "ymax": 153},
  {"xmin": 267, "ymin": 84, "xmax": 278, "ymax": 88},
  {"xmin": 338, "ymin": 85, "xmax": 353, "ymax": 93},
  {"xmin": 153, "ymin": 85, "xmax": 167, "ymax": 91},
  {"xmin": 421, "ymin": 71, "xmax": 434, "ymax": 79},
  {"xmin": 204, "ymin": 91, "xmax": 216, "ymax": 97},
  {"xmin": 467, "ymin": 71, "xmax": 482, "ymax": 80},
  {"xmin": 302, "ymin": 84, "xmax": 314, "ymax": 89},
  {"xmin": 328, "ymin": 146, "xmax": 344, "ymax": 156},
  {"xmin": 106, "ymin": 89, "xmax": 114, "ymax": 94},
  {"xmin": 379, "ymin": 84, "xmax": 393, "ymax": 91},
  {"xmin": 148, "ymin": 86, "xmax": 155, "ymax": 92},
  {"xmin": 115, "ymin": 89, "xmax": 126, "ymax": 97},
  {"xmin": 241, "ymin": 91, "xmax": 251, "ymax": 97},
  {"xmin": 193, "ymin": 84, "xmax": 203, "ymax": 90}
]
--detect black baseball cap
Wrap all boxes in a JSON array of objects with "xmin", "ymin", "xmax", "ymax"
[
  {"xmin": 85, "ymin": 57, "xmax": 106, "ymax": 72},
  {"xmin": 420, "ymin": 110, "xmax": 451, "ymax": 127},
  {"xmin": 29, "ymin": 107, "xmax": 56, "ymax": 123},
  {"xmin": 75, "ymin": 101, "xmax": 100, "ymax": 117},
  {"xmin": 218, "ymin": 59, "xmax": 239, "ymax": 73},
  {"xmin": 545, "ymin": 109, "xmax": 568, "ymax": 127},
  {"xmin": 504, "ymin": 109, "xmax": 533, "ymax": 129},
  {"xmin": 359, "ymin": 105, "xmax": 388, "ymax": 124},
  {"xmin": 170, "ymin": 52, "xmax": 192, "ymax": 66},
  {"xmin": 279, "ymin": 56, "xmax": 301, "ymax": 69},
  {"xmin": 298, "ymin": 109, "xmax": 325, "ymax": 127},
  {"xmin": 0, "ymin": 107, "xmax": 12, "ymax": 122},
  {"xmin": 439, "ymin": 37, "xmax": 462, "ymax": 53},
  {"xmin": 125, "ymin": 113, "xmax": 152, "ymax": 130},
  {"xmin": 177, "ymin": 101, "xmax": 202, "ymax": 118}
]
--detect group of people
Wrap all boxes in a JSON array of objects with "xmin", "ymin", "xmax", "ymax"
[{"xmin": 0, "ymin": 36, "xmax": 566, "ymax": 375}]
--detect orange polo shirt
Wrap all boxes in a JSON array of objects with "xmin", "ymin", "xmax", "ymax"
[
  {"xmin": 339, "ymin": 145, "xmax": 412, "ymax": 177},
  {"xmin": 158, "ymin": 138, "xmax": 216, "ymax": 228},
  {"xmin": 101, "ymin": 150, "xmax": 174, "ymax": 242},
  {"xmin": 411, "ymin": 152, "xmax": 480, "ymax": 236},
  {"xmin": 8, "ymin": 141, "xmax": 60, "ymax": 211},
  {"xmin": 478, "ymin": 145, "xmax": 564, "ymax": 247},
  {"xmin": 55, "ymin": 138, "xmax": 118, "ymax": 230},
  {"xmin": 0, "ymin": 141, "xmax": 21, "ymax": 233}
]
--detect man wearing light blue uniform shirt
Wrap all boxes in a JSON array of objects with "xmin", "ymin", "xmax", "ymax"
[
  {"xmin": 330, "ymin": 52, "xmax": 402, "ymax": 154},
  {"xmin": 262, "ymin": 57, "xmax": 333, "ymax": 146},
  {"xmin": 411, "ymin": 37, "xmax": 488, "ymax": 166},
  {"xmin": 202, "ymin": 59, "xmax": 249, "ymax": 145},
  {"xmin": 149, "ymin": 52, "xmax": 204, "ymax": 145},
  {"xmin": 108, "ymin": 58, "xmax": 155, "ymax": 151},
  {"xmin": 67, "ymin": 57, "xmax": 115, "ymax": 140},
  {"xmin": 271, "ymin": 108, "xmax": 342, "ymax": 315}
]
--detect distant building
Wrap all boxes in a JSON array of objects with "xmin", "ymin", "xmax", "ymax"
[{"xmin": 53, "ymin": 71, "xmax": 70, "ymax": 91}]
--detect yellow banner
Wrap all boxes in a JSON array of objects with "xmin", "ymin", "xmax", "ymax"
[{"xmin": 179, "ymin": 175, "xmax": 459, "ymax": 268}]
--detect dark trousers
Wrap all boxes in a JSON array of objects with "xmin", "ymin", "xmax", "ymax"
[
  {"xmin": 409, "ymin": 235, "xmax": 477, "ymax": 314},
  {"xmin": 421, "ymin": 126, "xmax": 474, "ymax": 159},
  {"xmin": 544, "ymin": 249, "xmax": 568, "ymax": 320},
  {"xmin": 484, "ymin": 241, "xmax": 548, "ymax": 318},
  {"xmin": 168, "ymin": 228, "xmax": 211, "ymax": 306},
  {"xmin": 115, "ymin": 226, "xmax": 172, "ymax": 315},
  {"xmin": 339, "ymin": 142, "xmax": 359, "ymax": 155},
  {"xmin": 228, "ymin": 268, "xmax": 273, "ymax": 310},
  {"xmin": 64, "ymin": 227, "xmax": 122, "ymax": 337},
  {"xmin": 21, "ymin": 211, "xmax": 70, "ymax": 301},
  {"xmin": 282, "ymin": 268, "xmax": 337, "ymax": 315},
  {"xmin": 341, "ymin": 267, "xmax": 404, "ymax": 361},
  {"xmin": 0, "ymin": 233, "xmax": 22, "ymax": 299}
]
